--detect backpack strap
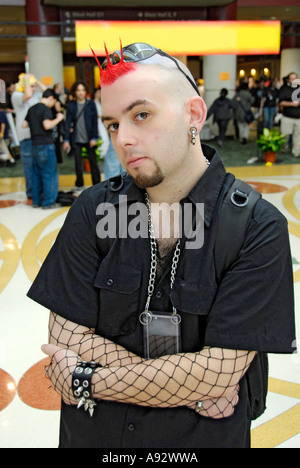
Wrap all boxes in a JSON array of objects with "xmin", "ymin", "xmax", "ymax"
[
  {"xmin": 96, "ymin": 173, "xmax": 128, "ymax": 258},
  {"xmin": 214, "ymin": 178, "xmax": 269, "ymax": 421},
  {"xmin": 214, "ymin": 178, "xmax": 262, "ymax": 281}
]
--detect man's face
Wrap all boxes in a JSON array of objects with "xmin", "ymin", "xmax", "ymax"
[
  {"xmin": 47, "ymin": 96, "xmax": 56, "ymax": 108},
  {"xmin": 288, "ymin": 73, "xmax": 298, "ymax": 85},
  {"xmin": 101, "ymin": 66, "xmax": 191, "ymax": 189},
  {"xmin": 76, "ymin": 84, "xmax": 87, "ymax": 101}
]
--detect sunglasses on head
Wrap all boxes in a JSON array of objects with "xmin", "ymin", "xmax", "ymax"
[{"xmin": 101, "ymin": 42, "xmax": 200, "ymax": 96}]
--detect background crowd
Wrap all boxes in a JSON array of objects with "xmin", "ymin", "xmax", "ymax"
[
  {"xmin": 0, "ymin": 68, "xmax": 299, "ymax": 208},
  {"xmin": 0, "ymin": 73, "xmax": 122, "ymax": 208},
  {"xmin": 206, "ymin": 72, "xmax": 300, "ymax": 154}
]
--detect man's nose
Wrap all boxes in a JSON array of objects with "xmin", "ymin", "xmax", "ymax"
[{"xmin": 116, "ymin": 122, "xmax": 137, "ymax": 147}]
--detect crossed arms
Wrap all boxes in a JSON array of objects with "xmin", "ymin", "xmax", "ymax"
[{"xmin": 43, "ymin": 311, "xmax": 256, "ymax": 419}]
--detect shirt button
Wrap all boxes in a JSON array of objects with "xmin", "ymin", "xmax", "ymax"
[
  {"xmin": 128, "ymin": 423, "xmax": 135, "ymax": 431},
  {"xmin": 106, "ymin": 278, "xmax": 114, "ymax": 286},
  {"xmin": 156, "ymin": 291, "xmax": 162, "ymax": 299}
]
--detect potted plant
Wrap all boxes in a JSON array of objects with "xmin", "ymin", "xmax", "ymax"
[
  {"xmin": 82, "ymin": 139, "xmax": 103, "ymax": 172},
  {"xmin": 256, "ymin": 128, "xmax": 286, "ymax": 164}
]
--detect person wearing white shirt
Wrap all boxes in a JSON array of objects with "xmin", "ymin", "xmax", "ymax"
[{"xmin": 11, "ymin": 73, "xmax": 46, "ymax": 199}]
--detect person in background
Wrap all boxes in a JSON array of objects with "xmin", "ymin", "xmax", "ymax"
[
  {"xmin": 11, "ymin": 73, "xmax": 46, "ymax": 199},
  {"xmin": 233, "ymin": 82, "xmax": 254, "ymax": 144},
  {"xmin": 278, "ymin": 72, "xmax": 300, "ymax": 157},
  {"xmin": 260, "ymin": 79, "xmax": 278, "ymax": 130},
  {"xmin": 52, "ymin": 86, "xmax": 66, "ymax": 164},
  {"xmin": 0, "ymin": 110, "xmax": 15, "ymax": 165},
  {"xmin": 103, "ymin": 137, "xmax": 124, "ymax": 180},
  {"xmin": 93, "ymin": 87, "xmax": 124, "ymax": 180},
  {"xmin": 54, "ymin": 83, "xmax": 66, "ymax": 104},
  {"xmin": 63, "ymin": 81, "xmax": 100, "ymax": 190},
  {"xmin": 93, "ymin": 87, "xmax": 110, "ymax": 159},
  {"xmin": 1, "ymin": 82, "xmax": 15, "ymax": 114},
  {"xmin": 206, "ymin": 88, "xmax": 237, "ymax": 147},
  {"xmin": 22, "ymin": 88, "xmax": 64, "ymax": 209}
]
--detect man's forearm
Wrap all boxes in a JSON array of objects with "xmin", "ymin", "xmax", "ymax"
[
  {"xmin": 91, "ymin": 347, "xmax": 255, "ymax": 409},
  {"xmin": 48, "ymin": 312, "xmax": 143, "ymax": 367},
  {"xmin": 48, "ymin": 313, "xmax": 255, "ymax": 410},
  {"xmin": 280, "ymin": 100, "xmax": 299, "ymax": 108}
]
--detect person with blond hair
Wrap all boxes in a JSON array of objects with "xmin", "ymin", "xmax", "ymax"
[{"xmin": 11, "ymin": 73, "xmax": 46, "ymax": 199}]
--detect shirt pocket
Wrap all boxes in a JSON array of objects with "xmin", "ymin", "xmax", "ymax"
[
  {"xmin": 170, "ymin": 278, "xmax": 217, "ymax": 316},
  {"xmin": 94, "ymin": 259, "xmax": 142, "ymax": 336}
]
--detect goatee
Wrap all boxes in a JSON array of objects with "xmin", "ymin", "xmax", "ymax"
[{"xmin": 132, "ymin": 162, "xmax": 164, "ymax": 189}]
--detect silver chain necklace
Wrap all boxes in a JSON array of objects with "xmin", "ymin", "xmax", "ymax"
[
  {"xmin": 140, "ymin": 156, "xmax": 210, "ymax": 325},
  {"xmin": 140, "ymin": 193, "xmax": 181, "ymax": 324}
]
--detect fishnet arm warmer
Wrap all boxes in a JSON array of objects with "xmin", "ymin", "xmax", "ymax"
[
  {"xmin": 48, "ymin": 312, "xmax": 143, "ymax": 367},
  {"xmin": 46, "ymin": 312, "xmax": 255, "ymax": 414},
  {"xmin": 91, "ymin": 347, "xmax": 256, "ymax": 408}
]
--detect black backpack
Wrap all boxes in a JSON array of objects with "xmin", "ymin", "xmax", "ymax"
[
  {"xmin": 105, "ymin": 174, "xmax": 268, "ymax": 421},
  {"xmin": 215, "ymin": 178, "xmax": 268, "ymax": 421}
]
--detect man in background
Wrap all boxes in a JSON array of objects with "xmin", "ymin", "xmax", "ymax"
[
  {"xmin": 278, "ymin": 72, "xmax": 300, "ymax": 157},
  {"xmin": 12, "ymin": 73, "xmax": 46, "ymax": 199},
  {"xmin": 22, "ymin": 88, "xmax": 64, "ymax": 209}
]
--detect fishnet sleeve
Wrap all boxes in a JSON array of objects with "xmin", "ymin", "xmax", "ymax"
[
  {"xmin": 48, "ymin": 312, "xmax": 143, "ymax": 367},
  {"xmin": 91, "ymin": 347, "xmax": 255, "ymax": 408},
  {"xmin": 46, "ymin": 312, "xmax": 255, "ymax": 416}
]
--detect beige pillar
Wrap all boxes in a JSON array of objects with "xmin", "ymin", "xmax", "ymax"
[
  {"xmin": 280, "ymin": 48, "xmax": 300, "ymax": 79},
  {"xmin": 26, "ymin": 37, "xmax": 64, "ymax": 88},
  {"xmin": 202, "ymin": 54, "xmax": 237, "ymax": 137}
]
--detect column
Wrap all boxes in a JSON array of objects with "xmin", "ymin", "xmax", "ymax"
[
  {"xmin": 25, "ymin": 0, "xmax": 64, "ymax": 88},
  {"xmin": 203, "ymin": 55, "xmax": 237, "ymax": 109},
  {"xmin": 202, "ymin": 1, "xmax": 237, "ymax": 138},
  {"xmin": 280, "ymin": 23, "xmax": 300, "ymax": 79}
]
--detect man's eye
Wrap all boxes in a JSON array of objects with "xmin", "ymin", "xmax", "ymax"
[
  {"xmin": 107, "ymin": 123, "xmax": 119, "ymax": 133},
  {"xmin": 135, "ymin": 112, "xmax": 149, "ymax": 121}
]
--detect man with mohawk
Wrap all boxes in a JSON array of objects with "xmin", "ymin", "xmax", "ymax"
[{"xmin": 28, "ymin": 42, "xmax": 295, "ymax": 449}]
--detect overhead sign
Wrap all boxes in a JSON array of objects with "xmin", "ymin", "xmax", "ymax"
[
  {"xmin": 75, "ymin": 20, "xmax": 281, "ymax": 56},
  {"xmin": 61, "ymin": 7, "xmax": 206, "ymax": 38}
]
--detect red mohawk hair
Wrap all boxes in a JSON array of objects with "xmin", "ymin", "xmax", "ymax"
[{"xmin": 90, "ymin": 40, "xmax": 137, "ymax": 86}]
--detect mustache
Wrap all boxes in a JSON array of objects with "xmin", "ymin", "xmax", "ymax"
[{"xmin": 125, "ymin": 151, "xmax": 149, "ymax": 158}]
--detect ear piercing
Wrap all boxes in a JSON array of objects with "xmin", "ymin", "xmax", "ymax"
[{"xmin": 189, "ymin": 126, "xmax": 198, "ymax": 145}]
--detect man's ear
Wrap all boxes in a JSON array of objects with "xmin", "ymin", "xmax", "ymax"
[{"xmin": 187, "ymin": 96, "xmax": 207, "ymax": 131}]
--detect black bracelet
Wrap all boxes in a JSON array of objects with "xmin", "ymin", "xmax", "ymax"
[{"xmin": 72, "ymin": 361, "xmax": 101, "ymax": 417}]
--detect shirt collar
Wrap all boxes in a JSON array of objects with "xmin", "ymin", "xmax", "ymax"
[{"xmin": 119, "ymin": 144, "xmax": 226, "ymax": 228}]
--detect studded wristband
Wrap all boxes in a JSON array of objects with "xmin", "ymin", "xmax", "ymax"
[{"xmin": 72, "ymin": 361, "xmax": 101, "ymax": 417}]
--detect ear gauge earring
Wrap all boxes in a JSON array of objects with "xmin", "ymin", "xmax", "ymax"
[{"xmin": 189, "ymin": 126, "xmax": 198, "ymax": 145}]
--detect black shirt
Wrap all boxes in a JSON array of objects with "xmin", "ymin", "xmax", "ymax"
[
  {"xmin": 25, "ymin": 102, "xmax": 54, "ymax": 145},
  {"xmin": 278, "ymin": 84, "xmax": 300, "ymax": 119},
  {"xmin": 27, "ymin": 145, "xmax": 295, "ymax": 448},
  {"xmin": 262, "ymin": 87, "xmax": 278, "ymax": 108},
  {"xmin": 0, "ymin": 111, "xmax": 9, "ymax": 138}
]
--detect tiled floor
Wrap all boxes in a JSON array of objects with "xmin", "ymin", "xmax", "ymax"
[{"xmin": 0, "ymin": 168, "xmax": 299, "ymax": 448}]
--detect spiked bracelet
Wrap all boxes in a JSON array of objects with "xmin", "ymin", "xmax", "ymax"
[{"xmin": 72, "ymin": 361, "xmax": 101, "ymax": 417}]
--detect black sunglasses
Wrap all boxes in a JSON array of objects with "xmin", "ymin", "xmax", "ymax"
[{"xmin": 101, "ymin": 42, "xmax": 200, "ymax": 96}]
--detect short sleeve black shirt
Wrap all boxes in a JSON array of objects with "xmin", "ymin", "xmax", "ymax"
[
  {"xmin": 27, "ymin": 144, "xmax": 296, "ymax": 448},
  {"xmin": 278, "ymin": 84, "xmax": 300, "ymax": 119},
  {"xmin": 25, "ymin": 102, "xmax": 54, "ymax": 145}
]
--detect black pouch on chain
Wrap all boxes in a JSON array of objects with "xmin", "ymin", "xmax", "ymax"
[{"xmin": 141, "ymin": 311, "xmax": 182, "ymax": 360}]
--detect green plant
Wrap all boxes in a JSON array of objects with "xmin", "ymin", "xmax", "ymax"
[
  {"xmin": 256, "ymin": 128, "xmax": 286, "ymax": 153},
  {"xmin": 81, "ymin": 139, "xmax": 103, "ymax": 162}
]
